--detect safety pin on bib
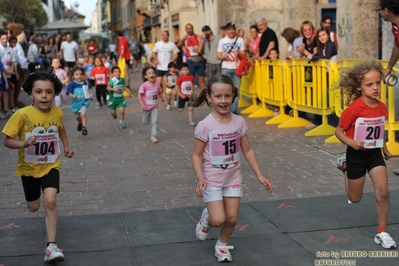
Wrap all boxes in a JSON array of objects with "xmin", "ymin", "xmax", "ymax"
[{"xmin": 384, "ymin": 73, "xmax": 398, "ymax": 86}]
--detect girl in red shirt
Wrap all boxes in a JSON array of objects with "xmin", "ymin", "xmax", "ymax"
[
  {"xmin": 335, "ymin": 61, "xmax": 396, "ymax": 249},
  {"xmin": 90, "ymin": 57, "xmax": 110, "ymax": 107}
]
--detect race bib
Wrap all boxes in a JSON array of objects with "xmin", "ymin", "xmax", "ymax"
[
  {"xmin": 209, "ymin": 129, "xmax": 241, "ymax": 165},
  {"xmin": 114, "ymin": 85, "xmax": 124, "ymax": 97},
  {"xmin": 146, "ymin": 90, "xmax": 158, "ymax": 105},
  {"xmin": 82, "ymin": 85, "xmax": 90, "ymax": 99},
  {"xmin": 168, "ymin": 75, "xmax": 177, "ymax": 86},
  {"xmin": 181, "ymin": 81, "xmax": 193, "ymax": 95},
  {"xmin": 25, "ymin": 133, "xmax": 60, "ymax": 164},
  {"xmin": 354, "ymin": 116, "xmax": 385, "ymax": 148},
  {"xmin": 95, "ymin": 74, "xmax": 106, "ymax": 84}
]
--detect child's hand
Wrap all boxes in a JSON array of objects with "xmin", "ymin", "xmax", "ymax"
[
  {"xmin": 23, "ymin": 136, "xmax": 36, "ymax": 148},
  {"xmin": 258, "ymin": 175, "xmax": 273, "ymax": 193},
  {"xmin": 195, "ymin": 178, "xmax": 207, "ymax": 198},
  {"xmin": 64, "ymin": 147, "xmax": 74, "ymax": 158},
  {"xmin": 383, "ymin": 149, "xmax": 392, "ymax": 160},
  {"xmin": 350, "ymin": 140, "xmax": 365, "ymax": 150}
]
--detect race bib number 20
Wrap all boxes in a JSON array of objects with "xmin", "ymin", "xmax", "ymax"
[
  {"xmin": 354, "ymin": 116, "xmax": 385, "ymax": 148},
  {"xmin": 25, "ymin": 133, "xmax": 60, "ymax": 164}
]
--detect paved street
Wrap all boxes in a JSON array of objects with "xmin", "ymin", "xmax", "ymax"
[{"xmin": 1, "ymin": 69, "xmax": 399, "ymax": 220}]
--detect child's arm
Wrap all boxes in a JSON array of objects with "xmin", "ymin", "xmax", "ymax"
[
  {"xmin": 240, "ymin": 135, "xmax": 273, "ymax": 193},
  {"xmin": 1, "ymin": 71, "xmax": 8, "ymax": 90},
  {"xmin": 192, "ymin": 138, "xmax": 207, "ymax": 198},
  {"xmin": 335, "ymin": 125, "xmax": 364, "ymax": 150},
  {"xmin": 4, "ymin": 135, "xmax": 36, "ymax": 149},
  {"xmin": 58, "ymin": 126, "xmax": 74, "ymax": 158},
  {"xmin": 163, "ymin": 75, "xmax": 172, "ymax": 88},
  {"xmin": 175, "ymin": 85, "xmax": 185, "ymax": 98}
]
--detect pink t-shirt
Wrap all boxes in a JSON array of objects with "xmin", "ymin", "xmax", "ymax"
[
  {"xmin": 54, "ymin": 68, "xmax": 67, "ymax": 87},
  {"xmin": 138, "ymin": 81, "xmax": 162, "ymax": 110},
  {"xmin": 195, "ymin": 113, "xmax": 248, "ymax": 187}
]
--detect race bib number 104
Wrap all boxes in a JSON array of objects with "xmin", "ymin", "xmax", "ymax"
[{"xmin": 24, "ymin": 133, "xmax": 61, "ymax": 164}]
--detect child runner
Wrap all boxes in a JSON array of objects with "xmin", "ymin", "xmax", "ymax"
[
  {"xmin": 191, "ymin": 74, "xmax": 273, "ymax": 262},
  {"xmin": 0, "ymin": 60, "xmax": 9, "ymax": 117},
  {"xmin": 334, "ymin": 61, "xmax": 396, "ymax": 249},
  {"xmin": 90, "ymin": 57, "xmax": 110, "ymax": 107},
  {"xmin": 175, "ymin": 63, "xmax": 196, "ymax": 126},
  {"xmin": 2, "ymin": 70, "xmax": 74, "ymax": 263},
  {"xmin": 138, "ymin": 66, "xmax": 166, "ymax": 143},
  {"xmin": 163, "ymin": 61, "xmax": 178, "ymax": 110},
  {"xmin": 107, "ymin": 66, "xmax": 132, "ymax": 129},
  {"xmin": 66, "ymin": 66, "xmax": 92, "ymax": 135},
  {"xmin": 52, "ymin": 58, "xmax": 69, "ymax": 107},
  {"xmin": 84, "ymin": 56, "xmax": 95, "ymax": 94}
]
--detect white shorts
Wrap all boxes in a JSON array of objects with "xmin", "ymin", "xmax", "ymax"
[{"xmin": 203, "ymin": 185, "xmax": 243, "ymax": 203}]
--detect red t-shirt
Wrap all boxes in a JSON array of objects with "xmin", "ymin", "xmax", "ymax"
[
  {"xmin": 176, "ymin": 75, "xmax": 195, "ymax": 98},
  {"xmin": 392, "ymin": 23, "xmax": 399, "ymax": 47},
  {"xmin": 118, "ymin": 36, "xmax": 130, "ymax": 60},
  {"xmin": 87, "ymin": 43, "xmax": 98, "ymax": 55},
  {"xmin": 90, "ymin": 66, "xmax": 110, "ymax": 85},
  {"xmin": 339, "ymin": 97, "xmax": 387, "ymax": 140},
  {"xmin": 184, "ymin": 34, "xmax": 200, "ymax": 57}
]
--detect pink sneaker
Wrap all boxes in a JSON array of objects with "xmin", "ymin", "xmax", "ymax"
[{"xmin": 44, "ymin": 243, "xmax": 65, "ymax": 263}]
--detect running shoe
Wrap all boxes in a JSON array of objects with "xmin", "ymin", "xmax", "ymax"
[
  {"xmin": 214, "ymin": 245, "xmax": 234, "ymax": 262},
  {"xmin": 374, "ymin": 232, "xmax": 397, "ymax": 249},
  {"xmin": 44, "ymin": 243, "xmax": 65, "ymax": 263},
  {"xmin": 195, "ymin": 208, "xmax": 210, "ymax": 241},
  {"xmin": 336, "ymin": 153, "xmax": 346, "ymax": 172}
]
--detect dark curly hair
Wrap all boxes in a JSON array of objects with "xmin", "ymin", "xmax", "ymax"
[
  {"xmin": 380, "ymin": 0, "xmax": 399, "ymax": 15},
  {"xmin": 22, "ymin": 69, "xmax": 63, "ymax": 96}
]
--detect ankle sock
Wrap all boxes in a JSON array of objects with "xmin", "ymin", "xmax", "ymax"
[
  {"xmin": 216, "ymin": 238, "xmax": 227, "ymax": 246},
  {"xmin": 377, "ymin": 226, "xmax": 387, "ymax": 233}
]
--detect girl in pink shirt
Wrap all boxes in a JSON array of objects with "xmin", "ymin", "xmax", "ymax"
[
  {"xmin": 137, "ymin": 66, "xmax": 166, "ymax": 143},
  {"xmin": 191, "ymin": 74, "xmax": 273, "ymax": 262}
]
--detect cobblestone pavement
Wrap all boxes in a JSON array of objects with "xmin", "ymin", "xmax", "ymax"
[{"xmin": 1, "ymin": 69, "xmax": 399, "ymax": 220}]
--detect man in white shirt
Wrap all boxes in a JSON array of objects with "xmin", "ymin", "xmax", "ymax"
[
  {"xmin": 217, "ymin": 22, "xmax": 245, "ymax": 114},
  {"xmin": 60, "ymin": 32, "xmax": 79, "ymax": 73},
  {"xmin": 152, "ymin": 31, "xmax": 179, "ymax": 88}
]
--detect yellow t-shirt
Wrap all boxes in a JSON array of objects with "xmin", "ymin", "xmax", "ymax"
[{"xmin": 2, "ymin": 105, "xmax": 64, "ymax": 178}]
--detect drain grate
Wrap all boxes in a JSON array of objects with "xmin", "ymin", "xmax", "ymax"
[{"xmin": 130, "ymin": 129, "xmax": 165, "ymax": 135}]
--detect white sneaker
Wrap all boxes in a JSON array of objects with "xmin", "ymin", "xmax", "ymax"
[
  {"xmin": 195, "ymin": 208, "xmax": 210, "ymax": 241},
  {"xmin": 214, "ymin": 245, "xmax": 234, "ymax": 262},
  {"xmin": 44, "ymin": 243, "xmax": 65, "ymax": 263},
  {"xmin": 166, "ymin": 104, "xmax": 171, "ymax": 110},
  {"xmin": 374, "ymin": 232, "xmax": 397, "ymax": 249},
  {"xmin": 174, "ymin": 100, "xmax": 178, "ymax": 107}
]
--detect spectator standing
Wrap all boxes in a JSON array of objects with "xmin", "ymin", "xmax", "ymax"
[
  {"xmin": 182, "ymin": 23, "xmax": 206, "ymax": 90},
  {"xmin": 217, "ymin": 22, "xmax": 246, "ymax": 114},
  {"xmin": 152, "ymin": 31, "xmax": 179, "ymax": 93},
  {"xmin": 116, "ymin": 31, "xmax": 131, "ymax": 88},
  {"xmin": 199, "ymin": 25, "xmax": 221, "ymax": 80},
  {"xmin": 60, "ymin": 32, "xmax": 79, "ymax": 73},
  {"xmin": 256, "ymin": 18, "xmax": 279, "ymax": 60}
]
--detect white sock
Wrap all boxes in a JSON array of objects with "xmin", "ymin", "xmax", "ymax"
[{"xmin": 216, "ymin": 238, "xmax": 227, "ymax": 246}]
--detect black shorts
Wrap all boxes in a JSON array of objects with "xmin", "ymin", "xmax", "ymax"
[
  {"xmin": 66, "ymin": 61, "xmax": 76, "ymax": 68},
  {"xmin": 21, "ymin": 168, "xmax": 60, "ymax": 201},
  {"xmin": 346, "ymin": 146, "xmax": 386, "ymax": 180},
  {"xmin": 178, "ymin": 96, "xmax": 193, "ymax": 109},
  {"xmin": 156, "ymin": 70, "xmax": 168, "ymax": 77}
]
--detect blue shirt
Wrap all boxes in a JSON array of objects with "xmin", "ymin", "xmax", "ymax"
[
  {"xmin": 66, "ymin": 80, "xmax": 90, "ymax": 112},
  {"xmin": 0, "ymin": 61, "xmax": 4, "ymax": 85},
  {"xmin": 84, "ymin": 64, "xmax": 94, "ymax": 79}
]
